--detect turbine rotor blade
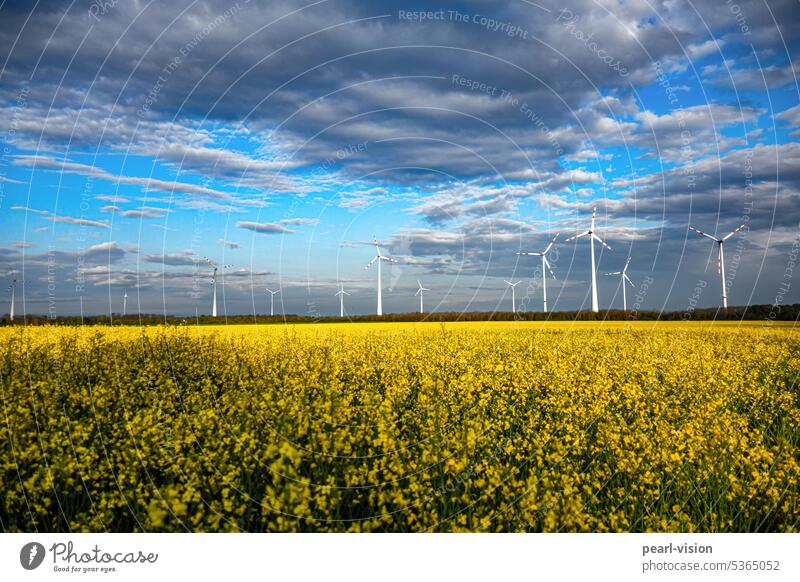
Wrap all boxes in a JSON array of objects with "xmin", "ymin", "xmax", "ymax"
[
  {"xmin": 624, "ymin": 274, "xmax": 636, "ymax": 287},
  {"xmin": 592, "ymin": 233, "xmax": 612, "ymax": 250},
  {"xmin": 688, "ymin": 225, "xmax": 718, "ymax": 241},
  {"xmin": 564, "ymin": 230, "xmax": 590, "ymax": 242},
  {"xmin": 544, "ymin": 233, "xmax": 559, "ymax": 254},
  {"xmin": 544, "ymin": 257, "xmax": 557, "ymax": 280},
  {"xmin": 722, "ymin": 224, "xmax": 747, "ymax": 241}
]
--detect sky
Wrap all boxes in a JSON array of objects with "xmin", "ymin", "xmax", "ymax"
[{"xmin": 0, "ymin": 0, "xmax": 799, "ymax": 318}]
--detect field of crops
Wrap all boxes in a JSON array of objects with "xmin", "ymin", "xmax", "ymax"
[{"xmin": 1, "ymin": 321, "xmax": 798, "ymax": 532}]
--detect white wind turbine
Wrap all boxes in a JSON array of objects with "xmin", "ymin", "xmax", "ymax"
[
  {"xmin": 334, "ymin": 284, "xmax": 350, "ymax": 317},
  {"xmin": 564, "ymin": 207, "xmax": 612, "ymax": 313},
  {"xmin": 123, "ymin": 290, "xmax": 128, "ymax": 316},
  {"xmin": 202, "ymin": 258, "xmax": 232, "ymax": 318},
  {"xmin": 516, "ymin": 233, "xmax": 559, "ymax": 312},
  {"xmin": 266, "ymin": 288, "xmax": 280, "ymax": 316},
  {"xmin": 364, "ymin": 238, "xmax": 396, "ymax": 316},
  {"xmin": 688, "ymin": 223, "xmax": 746, "ymax": 309},
  {"xmin": 415, "ymin": 280, "xmax": 430, "ymax": 314},
  {"xmin": 604, "ymin": 257, "xmax": 635, "ymax": 311},
  {"xmin": 9, "ymin": 278, "xmax": 17, "ymax": 321},
  {"xmin": 503, "ymin": 280, "xmax": 521, "ymax": 313}
]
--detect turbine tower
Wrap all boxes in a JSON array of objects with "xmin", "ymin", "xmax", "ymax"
[
  {"xmin": 604, "ymin": 257, "xmax": 635, "ymax": 311},
  {"xmin": 516, "ymin": 233, "xmax": 559, "ymax": 312},
  {"xmin": 123, "ymin": 290, "xmax": 128, "ymax": 316},
  {"xmin": 334, "ymin": 284, "xmax": 350, "ymax": 317},
  {"xmin": 415, "ymin": 280, "xmax": 430, "ymax": 314},
  {"xmin": 564, "ymin": 207, "xmax": 611, "ymax": 313},
  {"xmin": 364, "ymin": 238, "xmax": 396, "ymax": 316},
  {"xmin": 266, "ymin": 288, "xmax": 280, "ymax": 317},
  {"xmin": 9, "ymin": 278, "xmax": 17, "ymax": 322},
  {"xmin": 688, "ymin": 223, "xmax": 746, "ymax": 309},
  {"xmin": 503, "ymin": 280, "xmax": 521, "ymax": 313}
]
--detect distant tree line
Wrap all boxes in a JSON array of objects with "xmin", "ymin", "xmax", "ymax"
[{"xmin": 1, "ymin": 303, "xmax": 798, "ymax": 326}]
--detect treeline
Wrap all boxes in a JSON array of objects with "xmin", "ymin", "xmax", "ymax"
[{"xmin": 1, "ymin": 303, "xmax": 798, "ymax": 326}]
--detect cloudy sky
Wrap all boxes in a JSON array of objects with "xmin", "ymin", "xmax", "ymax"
[{"xmin": 0, "ymin": 0, "xmax": 798, "ymax": 317}]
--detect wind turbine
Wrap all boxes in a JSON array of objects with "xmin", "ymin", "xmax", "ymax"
[
  {"xmin": 688, "ymin": 223, "xmax": 746, "ymax": 309},
  {"xmin": 123, "ymin": 290, "xmax": 128, "ymax": 316},
  {"xmin": 266, "ymin": 288, "xmax": 280, "ymax": 316},
  {"xmin": 564, "ymin": 207, "xmax": 612, "ymax": 313},
  {"xmin": 415, "ymin": 280, "xmax": 430, "ymax": 314},
  {"xmin": 503, "ymin": 280, "xmax": 521, "ymax": 313},
  {"xmin": 604, "ymin": 257, "xmax": 635, "ymax": 311},
  {"xmin": 364, "ymin": 238, "xmax": 396, "ymax": 316},
  {"xmin": 516, "ymin": 233, "xmax": 559, "ymax": 312},
  {"xmin": 202, "ymin": 258, "xmax": 232, "ymax": 317},
  {"xmin": 9, "ymin": 278, "xmax": 17, "ymax": 321},
  {"xmin": 334, "ymin": 284, "xmax": 350, "ymax": 317}
]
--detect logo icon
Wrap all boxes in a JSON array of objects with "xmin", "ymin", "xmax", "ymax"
[{"xmin": 20, "ymin": 542, "xmax": 46, "ymax": 570}]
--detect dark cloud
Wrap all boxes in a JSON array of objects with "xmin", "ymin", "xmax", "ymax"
[{"xmin": 1, "ymin": 0, "xmax": 795, "ymax": 182}]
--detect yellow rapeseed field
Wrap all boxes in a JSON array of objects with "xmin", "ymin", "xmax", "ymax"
[{"xmin": 1, "ymin": 321, "xmax": 798, "ymax": 532}]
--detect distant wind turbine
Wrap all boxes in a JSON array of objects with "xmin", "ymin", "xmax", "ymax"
[
  {"xmin": 266, "ymin": 288, "xmax": 280, "ymax": 316},
  {"xmin": 123, "ymin": 290, "xmax": 128, "ymax": 316},
  {"xmin": 9, "ymin": 278, "xmax": 17, "ymax": 321},
  {"xmin": 688, "ymin": 223, "xmax": 746, "ymax": 309},
  {"xmin": 202, "ymin": 258, "xmax": 232, "ymax": 317},
  {"xmin": 564, "ymin": 207, "xmax": 611, "ymax": 313},
  {"xmin": 503, "ymin": 280, "xmax": 521, "ymax": 313},
  {"xmin": 517, "ymin": 233, "xmax": 559, "ymax": 312},
  {"xmin": 604, "ymin": 257, "xmax": 635, "ymax": 311},
  {"xmin": 415, "ymin": 280, "xmax": 430, "ymax": 314},
  {"xmin": 364, "ymin": 238, "xmax": 396, "ymax": 316},
  {"xmin": 335, "ymin": 284, "xmax": 350, "ymax": 317}
]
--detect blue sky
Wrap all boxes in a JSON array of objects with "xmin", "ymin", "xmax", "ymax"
[{"xmin": 1, "ymin": 0, "xmax": 799, "ymax": 316}]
